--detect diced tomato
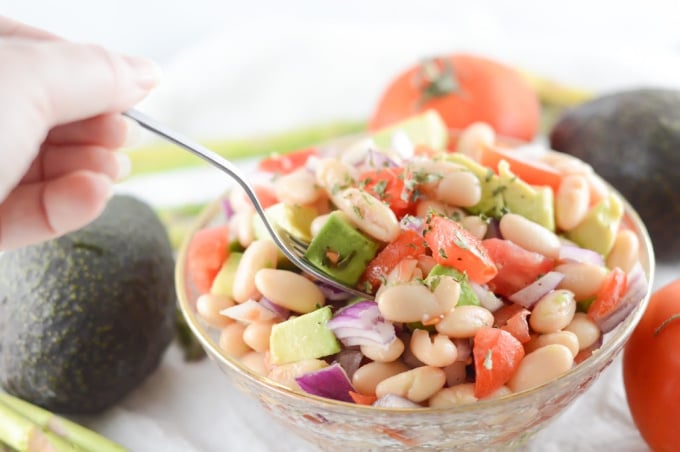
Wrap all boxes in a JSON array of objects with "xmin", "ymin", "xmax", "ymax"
[
  {"xmin": 360, "ymin": 230, "xmax": 427, "ymax": 292},
  {"xmin": 413, "ymin": 145, "xmax": 439, "ymax": 158},
  {"xmin": 187, "ymin": 225, "xmax": 231, "ymax": 294},
  {"xmin": 240, "ymin": 184, "xmax": 279, "ymax": 210},
  {"xmin": 482, "ymin": 238, "xmax": 555, "ymax": 297},
  {"xmin": 473, "ymin": 327, "xmax": 525, "ymax": 399},
  {"xmin": 257, "ymin": 147, "xmax": 318, "ymax": 174},
  {"xmin": 358, "ymin": 167, "xmax": 415, "ymax": 218},
  {"xmin": 423, "ymin": 215, "xmax": 497, "ymax": 284},
  {"xmin": 480, "ymin": 145, "xmax": 563, "ymax": 192},
  {"xmin": 349, "ymin": 391, "xmax": 378, "ymax": 405},
  {"xmin": 588, "ymin": 267, "xmax": 628, "ymax": 325},
  {"xmin": 500, "ymin": 308, "xmax": 532, "ymax": 344}
]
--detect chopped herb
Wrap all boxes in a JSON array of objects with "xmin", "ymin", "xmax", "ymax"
[
  {"xmin": 485, "ymin": 168, "xmax": 494, "ymax": 183},
  {"xmin": 491, "ymin": 185, "xmax": 508, "ymax": 197},
  {"xmin": 374, "ymin": 179, "xmax": 388, "ymax": 198},
  {"xmin": 352, "ymin": 205, "xmax": 364, "ymax": 219},
  {"xmin": 438, "ymin": 248, "xmax": 448, "ymax": 259},
  {"xmin": 331, "ymin": 183, "xmax": 341, "ymax": 196},
  {"xmin": 358, "ymin": 178, "xmax": 371, "ymax": 190}
]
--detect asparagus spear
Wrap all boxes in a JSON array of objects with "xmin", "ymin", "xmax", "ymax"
[
  {"xmin": 126, "ymin": 120, "xmax": 365, "ymax": 176},
  {"xmin": 0, "ymin": 393, "xmax": 126, "ymax": 452}
]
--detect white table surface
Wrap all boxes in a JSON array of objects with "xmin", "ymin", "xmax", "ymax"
[{"xmin": 5, "ymin": 2, "xmax": 680, "ymax": 450}]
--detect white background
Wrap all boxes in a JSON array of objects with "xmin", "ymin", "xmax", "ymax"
[{"xmin": 3, "ymin": 1, "xmax": 680, "ymax": 451}]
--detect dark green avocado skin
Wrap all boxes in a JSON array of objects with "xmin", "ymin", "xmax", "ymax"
[
  {"xmin": 550, "ymin": 88, "xmax": 680, "ymax": 262},
  {"xmin": 0, "ymin": 195, "xmax": 176, "ymax": 414}
]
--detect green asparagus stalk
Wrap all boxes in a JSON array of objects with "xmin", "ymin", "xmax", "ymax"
[
  {"xmin": 0, "ymin": 393, "xmax": 126, "ymax": 452},
  {"xmin": 126, "ymin": 120, "xmax": 365, "ymax": 176},
  {"xmin": 0, "ymin": 398, "xmax": 80, "ymax": 451}
]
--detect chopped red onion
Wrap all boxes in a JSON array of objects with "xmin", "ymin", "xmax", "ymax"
[
  {"xmin": 453, "ymin": 338, "xmax": 472, "ymax": 363},
  {"xmin": 470, "ymin": 282, "xmax": 505, "ymax": 312},
  {"xmin": 305, "ymin": 155, "xmax": 321, "ymax": 173},
  {"xmin": 558, "ymin": 245, "xmax": 605, "ymax": 266},
  {"xmin": 220, "ymin": 299, "xmax": 279, "ymax": 323},
  {"xmin": 327, "ymin": 301, "xmax": 396, "ymax": 348},
  {"xmin": 594, "ymin": 262, "xmax": 648, "ymax": 334},
  {"xmin": 295, "ymin": 363, "xmax": 355, "ymax": 403},
  {"xmin": 259, "ymin": 296, "xmax": 290, "ymax": 319},
  {"xmin": 509, "ymin": 271, "xmax": 565, "ymax": 308},
  {"xmin": 222, "ymin": 198, "xmax": 235, "ymax": 220},
  {"xmin": 315, "ymin": 280, "xmax": 354, "ymax": 301},
  {"xmin": 483, "ymin": 218, "xmax": 503, "ymax": 240},
  {"xmin": 399, "ymin": 215, "xmax": 424, "ymax": 233},
  {"xmin": 333, "ymin": 349, "xmax": 364, "ymax": 379},
  {"xmin": 372, "ymin": 394, "xmax": 422, "ymax": 409},
  {"xmin": 362, "ymin": 147, "xmax": 400, "ymax": 170}
]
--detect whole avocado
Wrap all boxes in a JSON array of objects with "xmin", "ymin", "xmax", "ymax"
[
  {"xmin": 0, "ymin": 195, "xmax": 176, "ymax": 414},
  {"xmin": 549, "ymin": 88, "xmax": 680, "ymax": 262}
]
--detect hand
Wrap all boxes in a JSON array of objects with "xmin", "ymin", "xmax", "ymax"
[{"xmin": 0, "ymin": 16, "xmax": 160, "ymax": 251}]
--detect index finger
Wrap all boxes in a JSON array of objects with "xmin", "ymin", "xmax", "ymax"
[{"xmin": 0, "ymin": 15, "xmax": 59, "ymax": 40}]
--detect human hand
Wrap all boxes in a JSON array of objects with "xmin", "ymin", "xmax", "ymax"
[{"xmin": 0, "ymin": 16, "xmax": 160, "ymax": 251}]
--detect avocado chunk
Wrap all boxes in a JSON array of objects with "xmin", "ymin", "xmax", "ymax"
[
  {"xmin": 567, "ymin": 193, "xmax": 624, "ymax": 256},
  {"xmin": 210, "ymin": 252, "xmax": 243, "ymax": 298},
  {"xmin": 372, "ymin": 109, "xmax": 448, "ymax": 150},
  {"xmin": 304, "ymin": 212, "xmax": 379, "ymax": 286},
  {"xmin": 498, "ymin": 160, "xmax": 556, "ymax": 231},
  {"xmin": 426, "ymin": 264, "xmax": 481, "ymax": 306},
  {"xmin": 445, "ymin": 153, "xmax": 505, "ymax": 218},
  {"xmin": 0, "ymin": 195, "xmax": 176, "ymax": 414},
  {"xmin": 549, "ymin": 88, "xmax": 680, "ymax": 262},
  {"xmin": 253, "ymin": 203, "xmax": 318, "ymax": 243},
  {"xmin": 269, "ymin": 306, "xmax": 341, "ymax": 365}
]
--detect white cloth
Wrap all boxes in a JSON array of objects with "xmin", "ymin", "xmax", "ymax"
[{"xmin": 9, "ymin": 2, "xmax": 680, "ymax": 450}]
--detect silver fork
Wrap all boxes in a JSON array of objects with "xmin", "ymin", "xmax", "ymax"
[{"xmin": 124, "ymin": 109, "xmax": 372, "ymax": 299}]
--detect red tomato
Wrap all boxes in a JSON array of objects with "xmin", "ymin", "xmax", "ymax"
[
  {"xmin": 257, "ymin": 147, "xmax": 318, "ymax": 174},
  {"xmin": 482, "ymin": 238, "xmax": 555, "ymax": 297},
  {"xmin": 424, "ymin": 215, "xmax": 498, "ymax": 284},
  {"xmin": 239, "ymin": 184, "xmax": 279, "ymax": 210},
  {"xmin": 480, "ymin": 145, "xmax": 563, "ymax": 192},
  {"xmin": 587, "ymin": 267, "xmax": 627, "ymax": 326},
  {"xmin": 187, "ymin": 225, "xmax": 231, "ymax": 294},
  {"xmin": 500, "ymin": 308, "xmax": 532, "ymax": 344},
  {"xmin": 360, "ymin": 230, "xmax": 427, "ymax": 292},
  {"xmin": 369, "ymin": 54, "xmax": 541, "ymax": 141},
  {"xmin": 623, "ymin": 278, "xmax": 680, "ymax": 451},
  {"xmin": 358, "ymin": 167, "xmax": 414, "ymax": 218},
  {"xmin": 473, "ymin": 327, "xmax": 525, "ymax": 399}
]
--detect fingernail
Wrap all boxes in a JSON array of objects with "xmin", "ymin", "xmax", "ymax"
[
  {"xmin": 115, "ymin": 152, "xmax": 132, "ymax": 181},
  {"xmin": 122, "ymin": 117, "xmax": 142, "ymax": 148},
  {"xmin": 125, "ymin": 56, "xmax": 162, "ymax": 90}
]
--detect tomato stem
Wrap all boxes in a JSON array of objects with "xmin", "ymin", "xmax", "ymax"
[
  {"xmin": 415, "ymin": 58, "xmax": 460, "ymax": 106},
  {"xmin": 654, "ymin": 313, "xmax": 680, "ymax": 336}
]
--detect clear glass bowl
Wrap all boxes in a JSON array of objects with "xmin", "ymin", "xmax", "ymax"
[{"xmin": 175, "ymin": 145, "xmax": 655, "ymax": 451}]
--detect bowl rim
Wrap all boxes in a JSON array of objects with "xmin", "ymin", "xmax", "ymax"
[{"xmin": 175, "ymin": 145, "xmax": 656, "ymax": 414}]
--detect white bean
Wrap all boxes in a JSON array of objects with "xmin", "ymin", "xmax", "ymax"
[
  {"xmin": 375, "ymin": 366, "xmax": 446, "ymax": 403},
  {"xmin": 429, "ymin": 383, "xmax": 478, "ymax": 407},
  {"xmin": 555, "ymin": 262, "xmax": 608, "ymax": 300},
  {"xmin": 196, "ymin": 293, "xmax": 235, "ymax": 328},
  {"xmin": 529, "ymin": 289, "xmax": 576, "ymax": 334},
  {"xmin": 508, "ymin": 344, "xmax": 573, "ymax": 393},
  {"xmin": 254, "ymin": 268, "xmax": 324, "ymax": 313},
  {"xmin": 232, "ymin": 239, "xmax": 279, "ymax": 303},
  {"xmin": 268, "ymin": 359, "xmax": 328, "ymax": 391},
  {"xmin": 234, "ymin": 210, "xmax": 255, "ymax": 248},
  {"xmin": 455, "ymin": 122, "xmax": 496, "ymax": 161},
  {"xmin": 524, "ymin": 331, "xmax": 580, "ymax": 358},
  {"xmin": 606, "ymin": 229, "xmax": 640, "ymax": 273},
  {"xmin": 564, "ymin": 312, "xmax": 601, "ymax": 350},
  {"xmin": 274, "ymin": 168, "xmax": 323, "ymax": 206},
  {"xmin": 410, "ymin": 329, "xmax": 458, "ymax": 367},
  {"xmin": 241, "ymin": 351, "xmax": 267, "ymax": 375},
  {"xmin": 377, "ymin": 282, "xmax": 455, "ymax": 323},
  {"xmin": 415, "ymin": 200, "xmax": 464, "ymax": 220},
  {"xmin": 352, "ymin": 361, "xmax": 409, "ymax": 396},
  {"xmin": 435, "ymin": 305, "xmax": 494, "ymax": 338},
  {"xmin": 361, "ymin": 337, "xmax": 405, "ymax": 363},
  {"xmin": 436, "ymin": 171, "xmax": 482, "ymax": 207},
  {"xmin": 315, "ymin": 158, "xmax": 356, "ymax": 191},
  {"xmin": 556, "ymin": 174, "xmax": 590, "ymax": 231},
  {"xmin": 500, "ymin": 213, "xmax": 561, "ymax": 259},
  {"xmin": 460, "ymin": 215, "xmax": 488, "ymax": 241},
  {"xmin": 331, "ymin": 187, "xmax": 400, "ymax": 242},
  {"xmin": 243, "ymin": 321, "xmax": 275, "ymax": 353},
  {"xmin": 218, "ymin": 322, "xmax": 251, "ymax": 357}
]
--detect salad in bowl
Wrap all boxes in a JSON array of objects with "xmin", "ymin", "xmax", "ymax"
[{"xmin": 176, "ymin": 110, "xmax": 652, "ymax": 449}]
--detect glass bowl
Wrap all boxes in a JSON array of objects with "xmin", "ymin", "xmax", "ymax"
[{"xmin": 175, "ymin": 142, "xmax": 655, "ymax": 451}]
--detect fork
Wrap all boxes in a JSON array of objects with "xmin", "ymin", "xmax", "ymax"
[{"xmin": 123, "ymin": 109, "xmax": 372, "ymax": 299}]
